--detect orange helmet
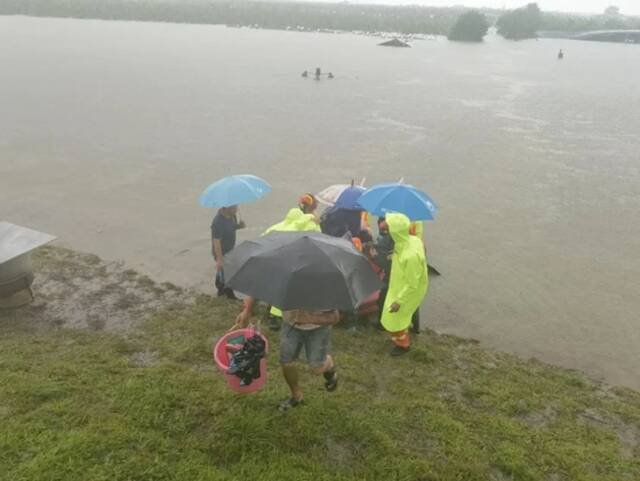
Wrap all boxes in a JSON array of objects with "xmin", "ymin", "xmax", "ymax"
[{"xmin": 299, "ymin": 193, "xmax": 317, "ymax": 213}]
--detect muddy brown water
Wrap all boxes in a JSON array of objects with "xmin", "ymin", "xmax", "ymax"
[{"xmin": 1, "ymin": 16, "xmax": 639, "ymax": 388}]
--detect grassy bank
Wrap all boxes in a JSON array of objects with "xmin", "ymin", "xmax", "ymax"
[{"xmin": 1, "ymin": 247, "xmax": 639, "ymax": 480}]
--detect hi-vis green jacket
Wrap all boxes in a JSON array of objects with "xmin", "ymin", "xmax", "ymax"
[
  {"xmin": 380, "ymin": 213, "xmax": 428, "ymax": 332},
  {"xmin": 264, "ymin": 208, "xmax": 320, "ymax": 234}
]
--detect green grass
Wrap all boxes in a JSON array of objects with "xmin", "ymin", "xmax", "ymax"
[{"xmin": 1, "ymin": 256, "xmax": 639, "ymax": 480}]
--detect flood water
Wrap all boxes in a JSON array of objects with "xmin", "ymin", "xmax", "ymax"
[{"xmin": 1, "ymin": 16, "xmax": 639, "ymax": 388}]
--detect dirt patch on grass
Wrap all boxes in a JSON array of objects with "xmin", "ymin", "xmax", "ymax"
[
  {"xmin": 324, "ymin": 436, "xmax": 364, "ymax": 467},
  {"xmin": 519, "ymin": 405, "xmax": 558, "ymax": 428},
  {"xmin": 0, "ymin": 246, "xmax": 196, "ymax": 332},
  {"xmin": 579, "ymin": 408, "xmax": 640, "ymax": 459},
  {"xmin": 129, "ymin": 348, "xmax": 160, "ymax": 366}
]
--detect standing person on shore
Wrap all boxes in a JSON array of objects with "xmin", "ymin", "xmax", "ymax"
[
  {"xmin": 380, "ymin": 213, "xmax": 428, "ymax": 357},
  {"xmin": 263, "ymin": 194, "xmax": 321, "ymax": 331},
  {"xmin": 372, "ymin": 217, "xmax": 421, "ymax": 334},
  {"xmin": 211, "ymin": 205, "xmax": 245, "ymax": 299},
  {"xmin": 371, "ymin": 217, "xmax": 393, "ymax": 325},
  {"xmin": 235, "ymin": 300, "xmax": 339, "ymax": 411}
]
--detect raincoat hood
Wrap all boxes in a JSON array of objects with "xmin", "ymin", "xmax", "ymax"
[
  {"xmin": 265, "ymin": 208, "xmax": 304, "ymax": 234},
  {"xmin": 285, "ymin": 208, "xmax": 304, "ymax": 224},
  {"xmin": 386, "ymin": 213, "xmax": 411, "ymax": 246}
]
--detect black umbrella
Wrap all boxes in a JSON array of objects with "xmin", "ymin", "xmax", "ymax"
[{"xmin": 224, "ymin": 231, "xmax": 382, "ymax": 311}]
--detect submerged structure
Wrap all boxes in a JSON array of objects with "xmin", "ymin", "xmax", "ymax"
[{"xmin": 378, "ymin": 38, "xmax": 411, "ymax": 47}]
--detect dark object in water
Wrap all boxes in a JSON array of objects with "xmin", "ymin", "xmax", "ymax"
[
  {"xmin": 378, "ymin": 38, "xmax": 410, "ymax": 48},
  {"xmin": 302, "ymin": 68, "xmax": 334, "ymax": 79},
  {"xmin": 228, "ymin": 334, "xmax": 267, "ymax": 386},
  {"xmin": 558, "ymin": 49, "xmax": 564, "ymax": 59}
]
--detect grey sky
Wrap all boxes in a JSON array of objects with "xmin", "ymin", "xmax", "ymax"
[{"xmin": 294, "ymin": 1, "xmax": 640, "ymax": 16}]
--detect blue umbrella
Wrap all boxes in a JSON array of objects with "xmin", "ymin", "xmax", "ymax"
[
  {"xmin": 199, "ymin": 175, "xmax": 272, "ymax": 208},
  {"xmin": 334, "ymin": 185, "xmax": 366, "ymax": 210},
  {"xmin": 356, "ymin": 183, "xmax": 437, "ymax": 221}
]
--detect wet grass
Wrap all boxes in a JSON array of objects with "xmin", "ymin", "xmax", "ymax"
[{"xmin": 1, "ymin": 252, "xmax": 639, "ymax": 480}]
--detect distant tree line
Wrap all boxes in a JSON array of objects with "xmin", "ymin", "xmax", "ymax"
[
  {"xmin": 0, "ymin": 0, "xmax": 468, "ymax": 35},
  {"xmin": 2, "ymin": 0, "xmax": 639, "ymax": 40},
  {"xmin": 540, "ymin": 10, "xmax": 640, "ymax": 33},
  {"xmin": 495, "ymin": 3, "xmax": 640, "ymax": 40}
]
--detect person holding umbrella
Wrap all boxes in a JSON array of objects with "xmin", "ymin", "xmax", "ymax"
[
  {"xmin": 211, "ymin": 205, "xmax": 245, "ymax": 299},
  {"xmin": 227, "ymin": 232, "xmax": 381, "ymax": 410},
  {"xmin": 379, "ymin": 213, "xmax": 428, "ymax": 356},
  {"xmin": 263, "ymin": 194, "xmax": 321, "ymax": 331},
  {"xmin": 200, "ymin": 175, "xmax": 272, "ymax": 298},
  {"xmin": 357, "ymin": 182, "xmax": 438, "ymax": 335}
]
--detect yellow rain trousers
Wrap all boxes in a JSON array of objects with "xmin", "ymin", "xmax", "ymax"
[
  {"xmin": 380, "ymin": 213, "xmax": 428, "ymax": 333},
  {"xmin": 264, "ymin": 208, "xmax": 321, "ymax": 317}
]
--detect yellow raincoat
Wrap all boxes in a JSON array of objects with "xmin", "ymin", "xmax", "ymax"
[
  {"xmin": 380, "ymin": 213, "xmax": 428, "ymax": 332},
  {"xmin": 264, "ymin": 208, "xmax": 320, "ymax": 235},
  {"xmin": 264, "ymin": 208, "xmax": 320, "ymax": 317}
]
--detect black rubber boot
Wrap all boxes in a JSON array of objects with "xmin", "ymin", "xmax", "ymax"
[
  {"xmin": 323, "ymin": 369, "xmax": 338, "ymax": 391},
  {"xmin": 390, "ymin": 346, "xmax": 410, "ymax": 357},
  {"xmin": 411, "ymin": 310, "xmax": 420, "ymax": 335}
]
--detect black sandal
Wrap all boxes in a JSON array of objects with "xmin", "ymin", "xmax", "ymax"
[
  {"xmin": 323, "ymin": 369, "xmax": 338, "ymax": 392},
  {"xmin": 278, "ymin": 397, "xmax": 304, "ymax": 412}
]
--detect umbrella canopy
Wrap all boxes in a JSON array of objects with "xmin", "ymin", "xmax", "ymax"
[
  {"xmin": 357, "ymin": 183, "xmax": 437, "ymax": 221},
  {"xmin": 316, "ymin": 179, "xmax": 366, "ymax": 206},
  {"xmin": 224, "ymin": 232, "xmax": 382, "ymax": 311},
  {"xmin": 200, "ymin": 175, "xmax": 271, "ymax": 208},
  {"xmin": 334, "ymin": 185, "xmax": 366, "ymax": 210}
]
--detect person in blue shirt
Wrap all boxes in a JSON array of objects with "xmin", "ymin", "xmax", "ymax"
[{"xmin": 211, "ymin": 205, "xmax": 245, "ymax": 298}]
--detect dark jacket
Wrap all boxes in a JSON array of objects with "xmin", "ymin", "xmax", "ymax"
[
  {"xmin": 320, "ymin": 206, "xmax": 362, "ymax": 238},
  {"xmin": 372, "ymin": 232, "xmax": 394, "ymax": 284}
]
